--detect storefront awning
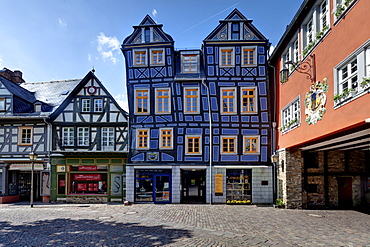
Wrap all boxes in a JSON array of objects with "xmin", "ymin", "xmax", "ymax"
[{"xmin": 8, "ymin": 163, "xmax": 44, "ymax": 171}]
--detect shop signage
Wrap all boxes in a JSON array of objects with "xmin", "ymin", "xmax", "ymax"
[
  {"xmin": 78, "ymin": 166, "xmax": 97, "ymax": 171},
  {"xmin": 215, "ymin": 174, "xmax": 223, "ymax": 195},
  {"xmin": 74, "ymin": 174, "xmax": 101, "ymax": 181},
  {"xmin": 57, "ymin": 165, "xmax": 66, "ymax": 172},
  {"xmin": 9, "ymin": 163, "xmax": 44, "ymax": 171},
  {"xmin": 163, "ymin": 191, "xmax": 170, "ymax": 201}
]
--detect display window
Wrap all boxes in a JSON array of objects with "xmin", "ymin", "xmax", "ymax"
[
  {"xmin": 135, "ymin": 169, "xmax": 171, "ymax": 203},
  {"xmin": 68, "ymin": 165, "xmax": 108, "ymax": 194},
  {"xmin": 226, "ymin": 169, "xmax": 252, "ymax": 201}
]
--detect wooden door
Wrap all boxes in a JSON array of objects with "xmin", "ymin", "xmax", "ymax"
[{"xmin": 338, "ymin": 177, "xmax": 352, "ymax": 209}]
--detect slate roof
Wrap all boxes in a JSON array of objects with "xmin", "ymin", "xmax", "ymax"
[{"xmin": 0, "ymin": 76, "xmax": 36, "ymax": 103}]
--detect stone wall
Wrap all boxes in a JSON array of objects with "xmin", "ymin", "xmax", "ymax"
[{"xmin": 65, "ymin": 196, "xmax": 108, "ymax": 203}]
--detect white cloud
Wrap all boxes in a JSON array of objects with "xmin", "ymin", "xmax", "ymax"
[
  {"xmin": 152, "ymin": 9, "xmax": 157, "ymax": 17},
  {"xmin": 88, "ymin": 53, "xmax": 92, "ymax": 62},
  {"xmin": 114, "ymin": 94, "xmax": 129, "ymax": 112},
  {"xmin": 58, "ymin": 18, "xmax": 67, "ymax": 28},
  {"xmin": 97, "ymin": 32, "xmax": 120, "ymax": 64},
  {"xmin": 269, "ymin": 45, "xmax": 275, "ymax": 57}
]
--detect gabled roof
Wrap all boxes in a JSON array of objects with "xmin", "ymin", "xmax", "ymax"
[{"xmin": 204, "ymin": 8, "xmax": 267, "ymax": 42}]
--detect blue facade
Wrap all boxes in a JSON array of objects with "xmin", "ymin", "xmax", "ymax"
[{"xmin": 122, "ymin": 10, "xmax": 273, "ymax": 204}]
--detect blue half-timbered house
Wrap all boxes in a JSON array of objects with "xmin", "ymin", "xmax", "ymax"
[{"xmin": 122, "ymin": 9, "xmax": 273, "ymax": 204}]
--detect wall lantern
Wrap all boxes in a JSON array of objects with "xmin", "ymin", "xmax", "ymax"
[
  {"xmin": 285, "ymin": 54, "xmax": 316, "ymax": 83},
  {"xmin": 279, "ymin": 69, "xmax": 289, "ymax": 84},
  {"xmin": 271, "ymin": 153, "xmax": 279, "ymax": 163}
]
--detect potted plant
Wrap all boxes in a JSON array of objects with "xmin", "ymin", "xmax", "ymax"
[
  {"xmin": 273, "ymin": 199, "xmax": 285, "ymax": 208},
  {"xmin": 360, "ymin": 77, "xmax": 370, "ymax": 89}
]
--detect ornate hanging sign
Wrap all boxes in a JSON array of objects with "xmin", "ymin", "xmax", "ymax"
[{"xmin": 304, "ymin": 78, "xmax": 329, "ymax": 125}]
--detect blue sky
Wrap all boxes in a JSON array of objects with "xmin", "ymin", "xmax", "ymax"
[{"xmin": 0, "ymin": 0, "xmax": 302, "ymax": 111}]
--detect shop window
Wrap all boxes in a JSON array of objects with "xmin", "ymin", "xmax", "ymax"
[
  {"xmin": 160, "ymin": 128, "xmax": 173, "ymax": 149},
  {"xmin": 219, "ymin": 47, "xmax": 235, "ymax": 67},
  {"xmin": 243, "ymin": 136, "xmax": 260, "ymax": 154},
  {"xmin": 57, "ymin": 174, "xmax": 66, "ymax": 195},
  {"xmin": 0, "ymin": 98, "xmax": 5, "ymax": 111},
  {"xmin": 135, "ymin": 169, "xmax": 171, "ymax": 203},
  {"xmin": 102, "ymin": 127, "xmax": 115, "ymax": 150},
  {"xmin": 221, "ymin": 136, "xmax": 237, "ymax": 154},
  {"xmin": 133, "ymin": 49, "xmax": 147, "ymax": 66},
  {"xmin": 155, "ymin": 88, "xmax": 170, "ymax": 114},
  {"xmin": 241, "ymin": 47, "xmax": 256, "ymax": 66},
  {"xmin": 184, "ymin": 87, "xmax": 199, "ymax": 114},
  {"xmin": 62, "ymin": 127, "xmax": 74, "ymax": 146},
  {"xmin": 137, "ymin": 129, "xmax": 149, "ymax": 150},
  {"xmin": 77, "ymin": 127, "xmax": 89, "ymax": 146},
  {"xmin": 221, "ymin": 87, "xmax": 236, "ymax": 114},
  {"xmin": 70, "ymin": 173, "xmax": 108, "ymax": 194},
  {"xmin": 81, "ymin": 98, "xmax": 90, "ymax": 112},
  {"xmin": 185, "ymin": 135, "xmax": 201, "ymax": 155},
  {"xmin": 241, "ymin": 87, "xmax": 257, "ymax": 113},
  {"xmin": 94, "ymin": 99, "xmax": 103, "ymax": 112},
  {"xmin": 135, "ymin": 89, "xmax": 149, "ymax": 114},
  {"xmin": 151, "ymin": 49, "xmax": 164, "ymax": 66},
  {"xmin": 226, "ymin": 169, "xmax": 252, "ymax": 201},
  {"xmin": 18, "ymin": 127, "xmax": 33, "ymax": 146},
  {"xmin": 182, "ymin": 54, "xmax": 198, "ymax": 73}
]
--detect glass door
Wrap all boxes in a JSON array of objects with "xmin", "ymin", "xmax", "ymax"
[{"xmin": 154, "ymin": 175, "xmax": 171, "ymax": 203}]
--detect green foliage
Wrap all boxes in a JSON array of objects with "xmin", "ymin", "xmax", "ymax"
[{"xmin": 275, "ymin": 199, "xmax": 284, "ymax": 206}]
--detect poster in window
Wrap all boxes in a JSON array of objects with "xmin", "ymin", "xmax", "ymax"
[
  {"xmin": 163, "ymin": 191, "xmax": 170, "ymax": 201},
  {"xmin": 111, "ymin": 174, "xmax": 122, "ymax": 196},
  {"xmin": 215, "ymin": 174, "xmax": 223, "ymax": 195},
  {"xmin": 40, "ymin": 171, "xmax": 50, "ymax": 196}
]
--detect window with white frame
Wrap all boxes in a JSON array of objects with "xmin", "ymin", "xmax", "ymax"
[
  {"xmin": 281, "ymin": 35, "xmax": 299, "ymax": 73},
  {"xmin": 135, "ymin": 89, "xmax": 150, "ymax": 114},
  {"xmin": 155, "ymin": 88, "xmax": 170, "ymax": 114},
  {"xmin": 241, "ymin": 46, "xmax": 256, "ymax": 66},
  {"xmin": 243, "ymin": 136, "xmax": 260, "ymax": 154},
  {"xmin": 184, "ymin": 87, "xmax": 199, "ymax": 114},
  {"xmin": 334, "ymin": 0, "xmax": 356, "ymax": 19},
  {"xmin": 137, "ymin": 129, "xmax": 149, "ymax": 150},
  {"xmin": 94, "ymin": 99, "xmax": 103, "ymax": 112},
  {"xmin": 133, "ymin": 49, "xmax": 147, "ymax": 66},
  {"xmin": 182, "ymin": 54, "xmax": 198, "ymax": 73},
  {"xmin": 281, "ymin": 96, "xmax": 300, "ymax": 132},
  {"xmin": 221, "ymin": 136, "xmax": 237, "ymax": 154},
  {"xmin": 18, "ymin": 127, "xmax": 33, "ymax": 146},
  {"xmin": 241, "ymin": 87, "xmax": 257, "ymax": 114},
  {"xmin": 150, "ymin": 49, "xmax": 164, "ymax": 66},
  {"xmin": 81, "ymin": 99, "xmax": 90, "ymax": 112},
  {"xmin": 221, "ymin": 88, "xmax": 236, "ymax": 114},
  {"xmin": 219, "ymin": 47, "xmax": 235, "ymax": 67},
  {"xmin": 102, "ymin": 127, "xmax": 115, "ymax": 148},
  {"xmin": 185, "ymin": 135, "xmax": 201, "ymax": 155},
  {"xmin": 77, "ymin": 127, "xmax": 89, "ymax": 146},
  {"xmin": 0, "ymin": 98, "xmax": 5, "ymax": 111},
  {"xmin": 160, "ymin": 128, "xmax": 173, "ymax": 149},
  {"xmin": 339, "ymin": 58, "xmax": 358, "ymax": 93},
  {"xmin": 320, "ymin": 0, "xmax": 329, "ymax": 30},
  {"xmin": 62, "ymin": 127, "xmax": 74, "ymax": 146}
]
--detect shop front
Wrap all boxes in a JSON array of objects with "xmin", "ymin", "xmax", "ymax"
[
  {"xmin": 51, "ymin": 157, "xmax": 126, "ymax": 203},
  {"xmin": 135, "ymin": 169, "xmax": 171, "ymax": 203}
]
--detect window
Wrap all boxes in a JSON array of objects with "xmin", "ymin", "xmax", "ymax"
[
  {"xmin": 186, "ymin": 135, "xmax": 201, "ymax": 155},
  {"xmin": 0, "ymin": 98, "xmax": 5, "ymax": 111},
  {"xmin": 241, "ymin": 88, "xmax": 257, "ymax": 113},
  {"xmin": 182, "ymin": 55, "xmax": 198, "ymax": 73},
  {"xmin": 220, "ymin": 48, "xmax": 234, "ymax": 67},
  {"xmin": 306, "ymin": 19, "xmax": 314, "ymax": 45},
  {"xmin": 281, "ymin": 35, "xmax": 299, "ymax": 73},
  {"xmin": 144, "ymin": 28, "xmax": 151, "ymax": 43},
  {"xmin": 155, "ymin": 88, "xmax": 170, "ymax": 114},
  {"xmin": 221, "ymin": 88, "xmax": 236, "ymax": 114},
  {"xmin": 102, "ymin": 127, "xmax": 115, "ymax": 148},
  {"xmin": 135, "ymin": 89, "xmax": 149, "ymax": 114},
  {"xmin": 160, "ymin": 128, "xmax": 173, "ymax": 149},
  {"xmin": 137, "ymin": 129, "xmax": 149, "ymax": 149},
  {"xmin": 243, "ymin": 136, "xmax": 260, "ymax": 154},
  {"xmin": 231, "ymin": 23, "xmax": 239, "ymax": 40},
  {"xmin": 62, "ymin": 127, "xmax": 74, "ymax": 146},
  {"xmin": 77, "ymin": 127, "xmax": 89, "ymax": 146},
  {"xmin": 18, "ymin": 127, "xmax": 33, "ymax": 145},
  {"xmin": 133, "ymin": 50, "xmax": 147, "ymax": 66},
  {"xmin": 184, "ymin": 87, "xmax": 199, "ymax": 114},
  {"xmin": 81, "ymin": 99, "xmax": 90, "ymax": 112},
  {"xmin": 221, "ymin": 136, "xmax": 237, "ymax": 154},
  {"xmin": 339, "ymin": 58, "xmax": 358, "ymax": 93},
  {"xmin": 242, "ymin": 47, "xmax": 256, "ymax": 66},
  {"xmin": 281, "ymin": 97, "xmax": 300, "ymax": 132},
  {"xmin": 151, "ymin": 49, "xmax": 164, "ymax": 65},
  {"xmin": 94, "ymin": 99, "xmax": 103, "ymax": 112},
  {"xmin": 320, "ymin": 0, "xmax": 328, "ymax": 30}
]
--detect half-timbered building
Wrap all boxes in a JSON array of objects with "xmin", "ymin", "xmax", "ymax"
[{"xmin": 121, "ymin": 9, "xmax": 273, "ymax": 204}]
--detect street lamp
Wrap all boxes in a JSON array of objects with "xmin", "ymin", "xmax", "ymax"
[{"xmin": 28, "ymin": 151, "xmax": 38, "ymax": 208}]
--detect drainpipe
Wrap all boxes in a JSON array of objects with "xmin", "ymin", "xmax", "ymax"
[{"xmin": 202, "ymin": 78, "xmax": 212, "ymax": 205}]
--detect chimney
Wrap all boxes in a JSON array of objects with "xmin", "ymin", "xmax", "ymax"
[
  {"xmin": 0, "ymin": 68, "xmax": 25, "ymax": 84},
  {"xmin": 13, "ymin": 70, "xmax": 24, "ymax": 84}
]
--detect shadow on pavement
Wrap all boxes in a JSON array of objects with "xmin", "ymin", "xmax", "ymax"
[{"xmin": 0, "ymin": 218, "xmax": 192, "ymax": 246}]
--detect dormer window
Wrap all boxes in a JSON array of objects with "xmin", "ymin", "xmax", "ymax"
[
  {"xmin": 144, "ymin": 28, "xmax": 151, "ymax": 42},
  {"xmin": 34, "ymin": 103, "xmax": 42, "ymax": 112},
  {"xmin": 231, "ymin": 23, "xmax": 240, "ymax": 40},
  {"xmin": 182, "ymin": 54, "xmax": 198, "ymax": 73}
]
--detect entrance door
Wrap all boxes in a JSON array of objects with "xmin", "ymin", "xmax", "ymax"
[
  {"xmin": 18, "ymin": 171, "xmax": 40, "ymax": 201},
  {"xmin": 338, "ymin": 177, "xmax": 353, "ymax": 209},
  {"xmin": 181, "ymin": 170, "xmax": 206, "ymax": 203},
  {"xmin": 154, "ymin": 175, "xmax": 171, "ymax": 203}
]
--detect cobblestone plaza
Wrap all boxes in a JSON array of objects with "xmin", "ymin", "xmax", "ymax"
[{"xmin": 1, "ymin": 203, "xmax": 369, "ymax": 246}]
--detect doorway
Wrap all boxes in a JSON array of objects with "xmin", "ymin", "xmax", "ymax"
[
  {"xmin": 181, "ymin": 169, "xmax": 206, "ymax": 203},
  {"xmin": 18, "ymin": 171, "xmax": 40, "ymax": 202},
  {"xmin": 338, "ymin": 177, "xmax": 353, "ymax": 209}
]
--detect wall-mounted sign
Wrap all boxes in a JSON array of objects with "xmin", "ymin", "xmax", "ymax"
[
  {"xmin": 57, "ymin": 165, "xmax": 66, "ymax": 172},
  {"xmin": 305, "ymin": 78, "xmax": 329, "ymax": 125},
  {"xmin": 215, "ymin": 174, "xmax": 223, "ymax": 195},
  {"xmin": 9, "ymin": 163, "xmax": 44, "ymax": 171},
  {"xmin": 87, "ymin": 86, "xmax": 97, "ymax": 95},
  {"xmin": 78, "ymin": 166, "xmax": 97, "ymax": 171},
  {"xmin": 74, "ymin": 174, "xmax": 101, "ymax": 181}
]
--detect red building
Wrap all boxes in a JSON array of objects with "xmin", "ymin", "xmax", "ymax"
[{"xmin": 269, "ymin": 0, "xmax": 370, "ymax": 209}]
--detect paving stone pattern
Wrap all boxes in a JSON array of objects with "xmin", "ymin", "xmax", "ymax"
[{"xmin": 0, "ymin": 203, "xmax": 370, "ymax": 246}]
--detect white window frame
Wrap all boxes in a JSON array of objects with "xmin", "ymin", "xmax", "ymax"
[
  {"xmin": 241, "ymin": 46, "xmax": 257, "ymax": 67},
  {"xmin": 281, "ymin": 34, "xmax": 299, "ymax": 73},
  {"xmin": 81, "ymin": 98, "xmax": 90, "ymax": 112},
  {"xmin": 281, "ymin": 96, "xmax": 301, "ymax": 132},
  {"xmin": 0, "ymin": 98, "xmax": 5, "ymax": 111},
  {"xmin": 94, "ymin": 98, "xmax": 103, "ymax": 112},
  {"xmin": 150, "ymin": 48, "xmax": 165, "ymax": 66},
  {"xmin": 183, "ymin": 87, "xmax": 200, "ymax": 114},
  {"xmin": 102, "ymin": 127, "xmax": 115, "ymax": 148},
  {"xmin": 136, "ymin": 128, "xmax": 150, "ymax": 150},
  {"xmin": 338, "ymin": 58, "xmax": 358, "ymax": 93},
  {"xmin": 181, "ymin": 54, "xmax": 199, "ymax": 73},
  {"xmin": 240, "ymin": 87, "xmax": 257, "ymax": 114},
  {"xmin": 77, "ymin": 127, "xmax": 89, "ymax": 146},
  {"xmin": 185, "ymin": 135, "xmax": 202, "ymax": 155},
  {"xmin": 243, "ymin": 135, "xmax": 260, "ymax": 155},
  {"xmin": 133, "ymin": 49, "xmax": 147, "ymax": 67},
  {"xmin": 18, "ymin": 127, "xmax": 33, "ymax": 146},
  {"xmin": 220, "ymin": 135, "xmax": 237, "ymax": 155},
  {"xmin": 220, "ymin": 87, "xmax": 237, "ymax": 115},
  {"xmin": 62, "ymin": 127, "xmax": 74, "ymax": 146},
  {"xmin": 219, "ymin": 47, "xmax": 235, "ymax": 67},
  {"xmin": 155, "ymin": 88, "xmax": 171, "ymax": 114},
  {"xmin": 134, "ymin": 88, "xmax": 150, "ymax": 115},
  {"xmin": 159, "ymin": 128, "xmax": 173, "ymax": 150}
]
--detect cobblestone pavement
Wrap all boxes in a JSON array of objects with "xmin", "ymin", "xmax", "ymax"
[{"xmin": 1, "ymin": 203, "xmax": 370, "ymax": 246}]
